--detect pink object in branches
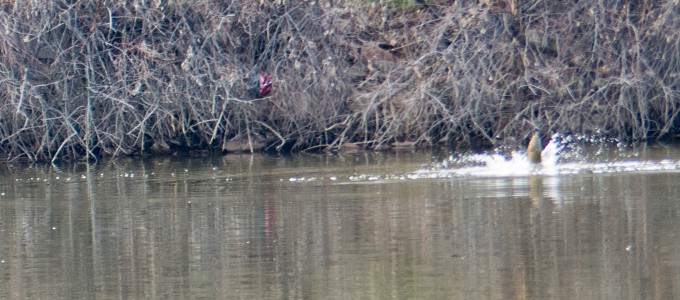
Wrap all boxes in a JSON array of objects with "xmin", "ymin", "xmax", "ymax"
[{"xmin": 259, "ymin": 73, "xmax": 272, "ymax": 97}]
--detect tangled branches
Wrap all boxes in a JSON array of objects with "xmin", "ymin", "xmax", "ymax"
[{"xmin": 0, "ymin": 0, "xmax": 678, "ymax": 162}]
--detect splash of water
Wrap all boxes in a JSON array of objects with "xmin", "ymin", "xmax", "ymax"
[
  {"xmin": 410, "ymin": 133, "xmax": 680, "ymax": 179},
  {"xmin": 414, "ymin": 133, "xmax": 564, "ymax": 178},
  {"xmin": 284, "ymin": 133, "xmax": 680, "ymax": 184}
]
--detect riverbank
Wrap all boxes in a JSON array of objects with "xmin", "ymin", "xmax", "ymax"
[{"xmin": 0, "ymin": 0, "xmax": 678, "ymax": 162}]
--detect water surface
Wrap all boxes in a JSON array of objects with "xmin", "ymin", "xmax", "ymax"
[{"xmin": 1, "ymin": 138, "xmax": 680, "ymax": 299}]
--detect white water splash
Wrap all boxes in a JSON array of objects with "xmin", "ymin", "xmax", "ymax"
[
  {"xmin": 285, "ymin": 133, "xmax": 680, "ymax": 184},
  {"xmin": 410, "ymin": 133, "xmax": 680, "ymax": 179}
]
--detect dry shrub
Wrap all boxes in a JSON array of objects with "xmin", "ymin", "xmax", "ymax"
[{"xmin": 0, "ymin": 0, "xmax": 678, "ymax": 162}]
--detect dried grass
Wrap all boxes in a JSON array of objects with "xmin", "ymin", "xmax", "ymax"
[{"xmin": 0, "ymin": 0, "xmax": 678, "ymax": 162}]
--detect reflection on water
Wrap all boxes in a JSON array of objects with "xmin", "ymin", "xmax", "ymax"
[{"xmin": 1, "ymin": 144, "xmax": 680, "ymax": 299}]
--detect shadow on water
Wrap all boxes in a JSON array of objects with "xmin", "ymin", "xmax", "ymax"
[{"xmin": 1, "ymin": 138, "xmax": 680, "ymax": 299}]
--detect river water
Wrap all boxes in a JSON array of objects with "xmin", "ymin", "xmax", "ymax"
[{"xmin": 1, "ymin": 135, "xmax": 680, "ymax": 299}]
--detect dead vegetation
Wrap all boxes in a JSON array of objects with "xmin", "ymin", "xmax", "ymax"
[{"xmin": 0, "ymin": 0, "xmax": 678, "ymax": 162}]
